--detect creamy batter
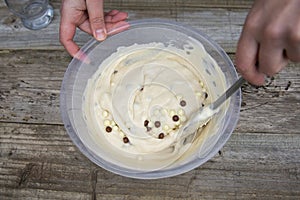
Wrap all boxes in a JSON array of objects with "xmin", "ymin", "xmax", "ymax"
[{"xmin": 82, "ymin": 39, "xmax": 227, "ymax": 171}]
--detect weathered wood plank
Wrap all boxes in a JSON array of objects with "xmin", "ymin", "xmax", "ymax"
[
  {"xmin": 1, "ymin": 0, "xmax": 300, "ymax": 199},
  {"xmin": 0, "ymin": 1, "xmax": 250, "ymax": 53},
  {"xmin": 1, "ymin": 122, "xmax": 299, "ymax": 199},
  {"xmin": 237, "ymin": 63, "xmax": 300, "ymax": 134},
  {"xmin": 1, "ymin": 188, "xmax": 90, "ymax": 200},
  {"xmin": 0, "ymin": 50, "xmax": 70, "ymax": 125}
]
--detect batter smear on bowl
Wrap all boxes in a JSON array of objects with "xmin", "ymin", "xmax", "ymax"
[{"xmin": 82, "ymin": 41, "xmax": 227, "ymax": 171}]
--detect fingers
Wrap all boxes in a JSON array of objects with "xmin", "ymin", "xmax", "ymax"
[
  {"xmin": 236, "ymin": 31, "xmax": 289, "ymax": 85},
  {"xmin": 78, "ymin": 10, "xmax": 129, "ymax": 36},
  {"xmin": 75, "ymin": 20, "xmax": 129, "ymax": 63},
  {"xmin": 74, "ymin": 50, "xmax": 91, "ymax": 64},
  {"xmin": 105, "ymin": 10, "xmax": 128, "ymax": 23},
  {"xmin": 104, "ymin": 10, "xmax": 129, "ymax": 35},
  {"xmin": 235, "ymin": 32, "xmax": 265, "ymax": 86},
  {"xmin": 86, "ymin": 0, "xmax": 107, "ymax": 41},
  {"xmin": 78, "ymin": 19, "xmax": 92, "ymax": 35},
  {"xmin": 106, "ymin": 21, "xmax": 130, "ymax": 35},
  {"xmin": 285, "ymin": 25, "xmax": 300, "ymax": 62},
  {"xmin": 235, "ymin": 0, "xmax": 300, "ymax": 86},
  {"xmin": 286, "ymin": 44, "xmax": 300, "ymax": 62},
  {"xmin": 258, "ymin": 42, "xmax": 289, "ymax": 77},
  {"xmin": 60, "ymin": 0, "xmax": 128, "ymax": 58},
  {"xmin": 59, "ymin": 13, "xmax": 80, "ymax": 57}
]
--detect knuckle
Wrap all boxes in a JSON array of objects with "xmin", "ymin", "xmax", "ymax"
[
  {"xmin": 236, "ymin": 64, "xmax": 249, "ymax": 74},
  {"xmin": 244, "ymin": 12, "xmax": 261, "ymax": 33},
  {"xmin": 244, "ymin": 18, "xmax": 260, "ymax": 33},
  {"xmin": 263, "ymin": 24, "xmax": 283, "ymax": 41},
  {"xmin": 90, "ymin": 16, "xmax": 105, "ymax": 25}
]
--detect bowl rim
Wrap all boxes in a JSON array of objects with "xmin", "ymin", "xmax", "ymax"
[{"xmin": 60, "ymin": 18, "xmax": 241, "ymax": 179}]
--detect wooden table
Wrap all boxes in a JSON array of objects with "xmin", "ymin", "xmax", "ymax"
[{"xmin": 1, "ymin": 0, "xmax": 299, "ymax": 199}]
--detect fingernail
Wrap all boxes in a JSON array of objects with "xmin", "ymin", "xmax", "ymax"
[
  {"xmin": 95, "ymin": 29, "xmax": 106, "ymax": 41},
  {"xmin": 74, "ymin": 50, "xmax": 91, "ymax": 64}
]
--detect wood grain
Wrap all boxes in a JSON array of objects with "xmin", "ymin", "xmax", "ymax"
[
  {"xmin": 0, "ymin": 50, "xmax": 70, "ymax": 125},
  {"xmin": 1, "ymin": 49, "xmax": 299, "ymax": 199},
  {"xmin": 1, "ymin": 123, "xmax": 299, "ymax": 199},
  {"xmin": 1, "ymin": 0, "xmax": 300, "ymax": 199},
  {"xmin": 0, "ymin": 0, "xmax": 251, "ymax": 53}
]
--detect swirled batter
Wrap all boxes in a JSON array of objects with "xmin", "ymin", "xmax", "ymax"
[{"xmin": 82, "ymin": 40, "xmax": 226, "ymax": 171}]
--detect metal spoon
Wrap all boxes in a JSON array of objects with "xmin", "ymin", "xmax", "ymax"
[{"xmin": 178, "ymin": 77, "xmax": 246, "ymax": 139}]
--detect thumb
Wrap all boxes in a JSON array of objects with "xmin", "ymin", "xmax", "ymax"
[
  {"xmin": 235, "ymin": 32, "xmax": 265, "ymax": 86},
  {"xmin": 86, "ymin": 0, "xmax": 107, "ymax": 41}
]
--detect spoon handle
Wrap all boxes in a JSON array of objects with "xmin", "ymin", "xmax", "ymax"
[{"xmin": 211, "ymin": 77, "xmax": 246, "ymax": 110}]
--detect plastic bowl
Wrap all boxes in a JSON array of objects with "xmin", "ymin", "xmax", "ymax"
[{"xmin": 60, "ymin": 19, "xmax": 241, "ymax": 179}]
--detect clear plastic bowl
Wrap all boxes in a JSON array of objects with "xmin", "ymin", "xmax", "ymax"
[{"xmin": 60, "ymin": 19, "xmax": 241, "ymax": 179}]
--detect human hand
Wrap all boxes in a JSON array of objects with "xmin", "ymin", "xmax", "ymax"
[
  {"xmin": 235, "ymin": 0, "xmax": 300, "ymax": 85},
  {"xmin": 59, "ymin": 0, "xmax": 128, "ymax": 59}
]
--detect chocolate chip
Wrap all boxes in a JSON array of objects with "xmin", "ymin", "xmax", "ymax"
[
  {"xmin": 180, "ymin": 100, "xmax": 186, "ymax": 107},
  {"xmin": 202, "ymin": 103, "xmax": 205, "ymax": 107},
  {"xmin": 146, "ymin": 127, "xmax": 152, "ymax": 132},
  {"xmin": 154, "ymin": 121, "xmax": 161, "ymax": 128},
  {"xmin": 158, "ymin": 133, "xmax": 164, "ymax": 139},
  {"xmin": 105, "ymin": 126, "xmax": 112, "ymax": 133},
  {"xmin": 123, "ymin": 137, "xmax": 129, "ymax": 143},
  {"xmin": 204, "ymin": 92, "xmax": 208, "ymax": 99},
  {"xmin": 144, "ymin": 120, "xmax": 149, "ymax": 127},
  {"xmin": 172, "ymin": 115, "xmax": 179, "ymax": 122}
]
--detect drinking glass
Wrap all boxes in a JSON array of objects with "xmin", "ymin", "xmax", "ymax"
[{"xmin": 5, "ymin": 0, "xmax": 54, "ymax": 30}]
